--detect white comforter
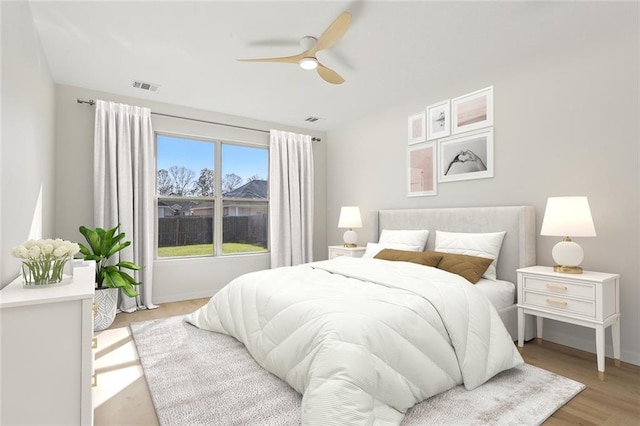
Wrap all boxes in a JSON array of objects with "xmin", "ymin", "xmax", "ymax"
[{"xmin": 185, "ymin": 257, "xmax": 523, "ymax": 425}]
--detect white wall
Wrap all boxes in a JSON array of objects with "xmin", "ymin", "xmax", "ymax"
[
  {"xmin": 1, "ymin": 1, "xmax": 56, "ymax": 287},
  {"xmin": 326, "ymin": 3, "xmax": 639, "ymax": 365},
  {"xmin": 53, "ymin": 84, "xmax": 327, "ymax": 303}
]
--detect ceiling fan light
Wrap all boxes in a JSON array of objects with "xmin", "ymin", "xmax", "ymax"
[{"xmin": 299, "ymin": 57, "xmax": 318, "ymax": 70}]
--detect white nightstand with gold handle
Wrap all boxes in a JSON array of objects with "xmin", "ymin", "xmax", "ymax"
[
  {"xmin": 328, "ymin": 245, "xmax": 366, "ymax": 259},
  {"xmin": 517, "ymin": 265, "xmax": 620, "ymax": 380}
]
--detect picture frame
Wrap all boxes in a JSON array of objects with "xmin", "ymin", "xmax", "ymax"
[
  {"xmin": 438, "ymin": 128, "xmax": 494, "ymax": 183},
  {"xmin": 426, "ymin": 100, "xmax": 450, "ymax": 140},
  {"xmin": 408, "ymin": 141, "xmax": 437, "ymax": 196},
  {"xmin": 408, "ymin": 112, "xmax": 426, "ymax": 144},
  {"xmin": 451, "ymin": 86, "xmax": 493, "ymax": 134}
]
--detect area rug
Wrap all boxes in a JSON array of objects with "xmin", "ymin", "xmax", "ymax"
[{"xmin": 130, "ymin": 316, "xmax": 585, "ymax": 425}]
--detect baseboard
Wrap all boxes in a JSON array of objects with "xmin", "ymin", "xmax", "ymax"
[
  {"xmin": 153, "ymin": 290, "xmax": 213, "ymax": 305},
  {"xmin": 542, "ymin": 328, "xmax": 639, "ymax": 367}
]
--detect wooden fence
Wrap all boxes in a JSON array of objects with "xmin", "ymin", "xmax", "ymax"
[{"xmin": 158, "ymin": 215, "xmax": 267, "ymax": 247}]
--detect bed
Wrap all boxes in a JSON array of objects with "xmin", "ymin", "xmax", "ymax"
[
  {"xmin": 370, "ymin": 205, "xmax": 537, "ymax": 341},
  {"xmin": 186, "ymin": 205, "xmax": 536, "ymax": 425}
]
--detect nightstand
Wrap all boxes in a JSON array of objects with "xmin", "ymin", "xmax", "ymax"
[
  {"xmin": 517, "ymin": 265, "xmax": 620, "ymax": 379},
  {"xmin": 328, "ymin": 245, "xmax": 366, "ymax": 259}
]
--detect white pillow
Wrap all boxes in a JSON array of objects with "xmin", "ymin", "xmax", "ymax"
[
  {"xmin": 434, "ymin": 231, "xmax": 506, "ymax": 280},
  {"xmin": 378, "ymin": 229, "xmax": 429, "ymax": 251},
  {"xmin": 362, "ymin": 242, "xmax": 422, "ymax": 258}
]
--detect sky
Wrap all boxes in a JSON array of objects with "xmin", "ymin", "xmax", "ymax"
[{"xmin": 157, "ymin": 134, "xmax": 268, "ymax": 182}]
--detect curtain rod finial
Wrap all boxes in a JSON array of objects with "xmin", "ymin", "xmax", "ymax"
[{"xmin": 77, "ymin": 98, "xmax": 95, "ymax": 106}]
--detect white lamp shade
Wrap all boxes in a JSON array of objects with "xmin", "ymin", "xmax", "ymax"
[
  {"xmin": 540, "ymin": 196, "xmax": 596, "ymax": 237},
  {"xmin": 338, "ymin": 206, "xmax": 362, "ymax": 229}
]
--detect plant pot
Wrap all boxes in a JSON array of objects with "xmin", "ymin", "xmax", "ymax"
[{"xmin": 94, "ymin": 287, "xmax": 119, "ymax": 331}]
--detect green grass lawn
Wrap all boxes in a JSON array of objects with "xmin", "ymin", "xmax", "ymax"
[{"xmin": 158, "ymin": 243, "xmax": 267, "ymax": 257}]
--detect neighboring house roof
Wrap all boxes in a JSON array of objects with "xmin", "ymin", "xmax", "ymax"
[
  {"xmin": 223, "ymin": 180, "xmax": 267, "ymax": 199},
  {"xmin": 157, "ymin": 200, "xmax": 207, "ymax": 215},
  {"xmin": 190, "ymin": 202, "xmax": 214, "ymax": 212}
]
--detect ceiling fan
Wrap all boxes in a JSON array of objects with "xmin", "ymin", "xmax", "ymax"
[{"xmin": 237, "ymin": 11, "xmax": 351, "ymax": 85}]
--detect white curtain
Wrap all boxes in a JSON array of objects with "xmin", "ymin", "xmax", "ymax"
[
  {"xmin": 269, "ymin": 130, "xmax": 314, "ymax": 268},
  {"xmin": 94, "ymin": 100, "xmax": 156, "ymax": 312}
]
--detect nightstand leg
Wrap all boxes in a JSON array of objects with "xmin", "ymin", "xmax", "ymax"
[
  {"xmin": 612, "ymin": 318, "xmax": 621, "ymax": 367},
  {"xmin": 536, "ymin": 316, "xmax": 543, "ymax": 341},
  {"xmin": 595, "ymin": 325, "xmax": 605, "ymax": 379},
  {"xmin": 517, "ymin": 308, "xmax": 524, "ymax": 347}
]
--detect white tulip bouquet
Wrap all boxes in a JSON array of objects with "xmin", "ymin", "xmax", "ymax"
[{"xmin": 12, "ymin": 239, "xmax": 80, "ymax": 286}]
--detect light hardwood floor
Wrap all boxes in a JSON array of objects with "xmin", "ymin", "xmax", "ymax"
[{"xmin": 94, "ymin": 298, "xmax": 640, "ymax": 426}]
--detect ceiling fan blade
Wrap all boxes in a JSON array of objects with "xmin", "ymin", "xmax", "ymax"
[
  {"xmin": 317, "ymin": 64, "xmax": 345, "ymax": 85},
  {"xmin": 312, "ymin": 11, "xmax": 351, "ymax": 53},
  {"xmin": 237, "ymin": 52, "xmax": 305, "ymax": 64}
]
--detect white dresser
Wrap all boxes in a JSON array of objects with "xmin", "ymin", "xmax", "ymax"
[{"xmin": 0, "ymin": 260, "xmax": 95, "ymax": 425}]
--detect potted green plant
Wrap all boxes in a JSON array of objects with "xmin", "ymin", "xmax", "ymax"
[{"xmin": 78, "ymin": 224, "xmax": 142, "ymax": 331}]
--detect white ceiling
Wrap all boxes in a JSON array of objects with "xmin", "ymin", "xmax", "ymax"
[{"xmin": 28, "ymin": 1, "xmax": 605, "ymax": 131}]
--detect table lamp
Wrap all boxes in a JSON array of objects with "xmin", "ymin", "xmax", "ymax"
[
  {"xmin": 338, "ymin": 206, "xmax": 362, "ymax": 248},
  {"xmin": 540, "ymin": 196, "xmax": 596, "ymax": 274}
]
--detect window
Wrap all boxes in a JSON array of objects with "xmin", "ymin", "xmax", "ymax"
[{"xmin": 156, "ymin": 134, "xmax": 268, "ymax": 258}]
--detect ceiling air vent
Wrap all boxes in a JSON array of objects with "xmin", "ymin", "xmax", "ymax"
[
  {"xmin": 132, "ymin": 80, "xmax": 159, "ymax": 92},
  {"xmin": 305, "ymin": 116, "xmax": 320, "ymax": 122}
]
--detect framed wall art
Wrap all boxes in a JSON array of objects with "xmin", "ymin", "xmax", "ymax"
[
  {"xmin": 408, "ymin": 111, "xmax": 426, "ymax": 144},
  {"xmin": 438, "ymin": 128, "xmax": 493, "ymax": 183},
  {"xmin": 451, "ymin": 86, "xmax": 493, "ymax": 134},
  {"xmin": 408, "ymin": 142, "xmax": 437, "ymax": 196},
  {"xmin": 426, "ymin": 100, "xmax": 450, "ymax": 140}
]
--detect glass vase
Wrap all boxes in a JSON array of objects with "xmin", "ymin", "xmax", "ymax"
[{"xmin": 21, "ymin": 257, "xmax": 73, "ymax": 288}]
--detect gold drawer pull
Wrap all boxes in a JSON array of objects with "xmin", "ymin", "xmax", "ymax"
[
  {"xmin": 546, "ymin": 298, "xmax": 568, "ymax": 307},
  {"xmin": 546, "ymin": 283, "xmax": 567, "ymax": 291},
  {"xmin": 92, "ymin": 337, "xmax": 98, "ymax": 349},
  {"xmin": 92, "ymin": 372, "xmax": 98, "ymax": 387},
  {"xmin": 334, "ymin": 253, "xmax": 345, "ymax": 257}
]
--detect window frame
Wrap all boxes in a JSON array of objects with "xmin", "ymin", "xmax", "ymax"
[{"xmin": 155, "ymin": 131, "xmax": 269, "ymax": 259}]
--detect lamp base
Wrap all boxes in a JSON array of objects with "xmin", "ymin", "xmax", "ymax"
[
  {"xmin": 553, "ymin": 265, "xmax": 583, "ymax": 274},
  {"xmin": 551, "ymin": 238, "xmax": 584, "ymax": 274},
  {"xmin": 343, "ymin": 229, "xmax": 357, "ymax": 247}
]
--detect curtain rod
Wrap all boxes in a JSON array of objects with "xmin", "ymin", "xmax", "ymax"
[{"xmin": 76, "ymin": 98, "xmax": 321, "ymax": 142}]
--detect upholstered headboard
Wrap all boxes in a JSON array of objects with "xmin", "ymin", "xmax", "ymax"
[{"xmin": 371, "ymin": 206, "xmax": 536, "ymax": 283}]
